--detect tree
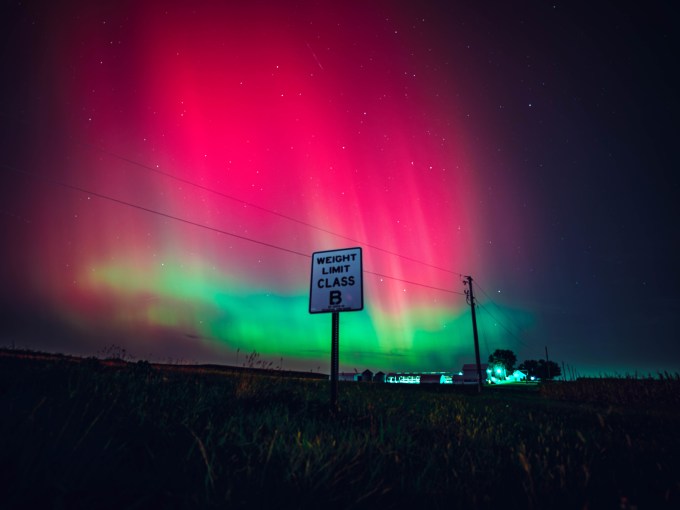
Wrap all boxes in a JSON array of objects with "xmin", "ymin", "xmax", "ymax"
[
  {"xmin": 518, "ymin": 359, "xmax": 562, "ymax": 380},
  {"xmin": 518, "ymin": 359, "xmax": 540, "ymax": 378},
  {"xmin": 488, "ymin": 349, "xmax": 517, "ymax": 373},
  {"xmin": 538, "ymin": 359, "xmax": 561, "ymax": 380}
]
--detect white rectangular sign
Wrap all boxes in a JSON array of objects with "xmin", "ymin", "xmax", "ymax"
[{"xmin": 309, "ymin": 247, "xmax": 363, "ymax": 313}]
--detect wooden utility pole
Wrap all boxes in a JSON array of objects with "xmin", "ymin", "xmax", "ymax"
[
  {"xmin": 545, "ymin": 345, "xmax": 551, "ymax": 380},
  {"xmin": 465, "ymin": 276, "xmax": 483, "ymax": 393}
]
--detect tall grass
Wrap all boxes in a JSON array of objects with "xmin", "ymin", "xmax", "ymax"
[
  {"xmin": 1, "ymin": 354, "xmax": 679, "ymax": 509},
  {"xmin": 539, "ymin": 374, "xmax": 680, "ymax": 406}
]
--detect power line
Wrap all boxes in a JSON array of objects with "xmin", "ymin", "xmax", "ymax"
[
  {"xmin": 1, "ymin": 163, "xmax": 465, "ymax": 297},
  {"xmin": 475, "ymin": 280, "xmax": 520, "ymax": 329},
  {"xmin": 367, "ymin": 271, "xmax": 464, "ymax": 296},
  {"xmin": 475, "ymin": 303, "xmax": 492, "ymax": 358},
  {"xmin": 474, "ymin": 278, "xmax": 543, "ymax": 355},
  {"xmin": 477, "ymin": 303, "xmax": 532, "ymax": 350},
  {"xmin": 82, "ymin": 142, "xmax": 466, "ymax": 277},
  {"xmin": 5, "ymin": 163, "xmax": 311, "ymax": 258},
  {"xmin": 474, "ymin": 279, "xmax": 534, "ymax": 344}
]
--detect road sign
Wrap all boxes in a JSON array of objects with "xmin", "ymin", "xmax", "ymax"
[{"xmin": 309, "ymin": 247, "xmax": 363, "ymax": 313}]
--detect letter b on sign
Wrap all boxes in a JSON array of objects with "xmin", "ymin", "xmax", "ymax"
[{"xmin": 329, "ymin": 290, "xmax": 342, "ymax": 306}]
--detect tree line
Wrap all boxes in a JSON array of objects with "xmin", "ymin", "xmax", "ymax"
[{"xmin": 487, "ymin": 349, "xmax": 562, "ymax": 380}]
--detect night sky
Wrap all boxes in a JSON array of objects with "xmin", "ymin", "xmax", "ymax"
[{"xmin": 1, "ymin": 0, "xmax": 677, "ymax": 376}]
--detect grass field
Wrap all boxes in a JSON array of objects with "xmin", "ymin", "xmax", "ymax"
[{"xmin": 1, "ymin": 350, "xmax": 679, "ymax": 509}]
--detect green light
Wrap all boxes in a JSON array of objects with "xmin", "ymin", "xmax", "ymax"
[{"xmin": 71, "ymin": 256, "xmax": 533, "ymax": 372}]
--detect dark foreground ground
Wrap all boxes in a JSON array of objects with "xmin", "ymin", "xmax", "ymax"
[{"xmin": 1, "ymin": 350, "xmax": 679, "ymax": 509}]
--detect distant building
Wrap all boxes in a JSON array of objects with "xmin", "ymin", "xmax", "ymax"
[
  {"xmin": 342, "ymin": 363, "xmax": 490, "ymax": 385},
  {"xmin": 386, "ymin": 373, "xmax": 421, "ymax": 384},
  {"xmin": 502, "ymin": 370, "xmax": 527, "ymax": 383},
  {"xmin": 337, "ymin": 370, "xmax": 376, "ymax": 382},
  {"xmin": 384, "ymin": 372, "xmax": 449, "ymax": 384},
  {"xmin": 338, "ymin": 372, "xmax": 360, "ymax": 382},
  {"xmin": 361, "ymin": 369, "xmax": 373, "ymax": 382},
  {"xmin": 452, "ymin": 363, "xmax": 489, "ymax": 385},
  {"xmin": 420, "ymin": 374, "xmax": 447, "ymax": 384},
  {"xmin": 486, "ymin": 366, "xmax": 528, "ymax": 384}
]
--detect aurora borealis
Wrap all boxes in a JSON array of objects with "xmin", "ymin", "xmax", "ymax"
[{"xmin": 1, "ymin": 1, "xmax": 678, "ymax": 375}]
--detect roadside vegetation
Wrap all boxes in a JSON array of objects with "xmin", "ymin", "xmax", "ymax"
[{"xmin": 1, "ymin": 350, "xmax": 678, "ymax": 509}]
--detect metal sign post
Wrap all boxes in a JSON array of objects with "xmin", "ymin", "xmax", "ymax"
[
  {"xmin": 330, "ymin": 312, "xmax": 339, "ymax": 410},
  {"xmin": 309, "ymin": 247, "xmax": 363, "ymax": 412}
]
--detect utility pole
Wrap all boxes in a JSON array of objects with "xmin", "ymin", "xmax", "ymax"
[
  {"xmin": 545, "ymin": 345, "xmax": 551, "ymax": 380},
  {"xmin": 464, "ymin": 276, "xmax": 483, "ymax": 393}
]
